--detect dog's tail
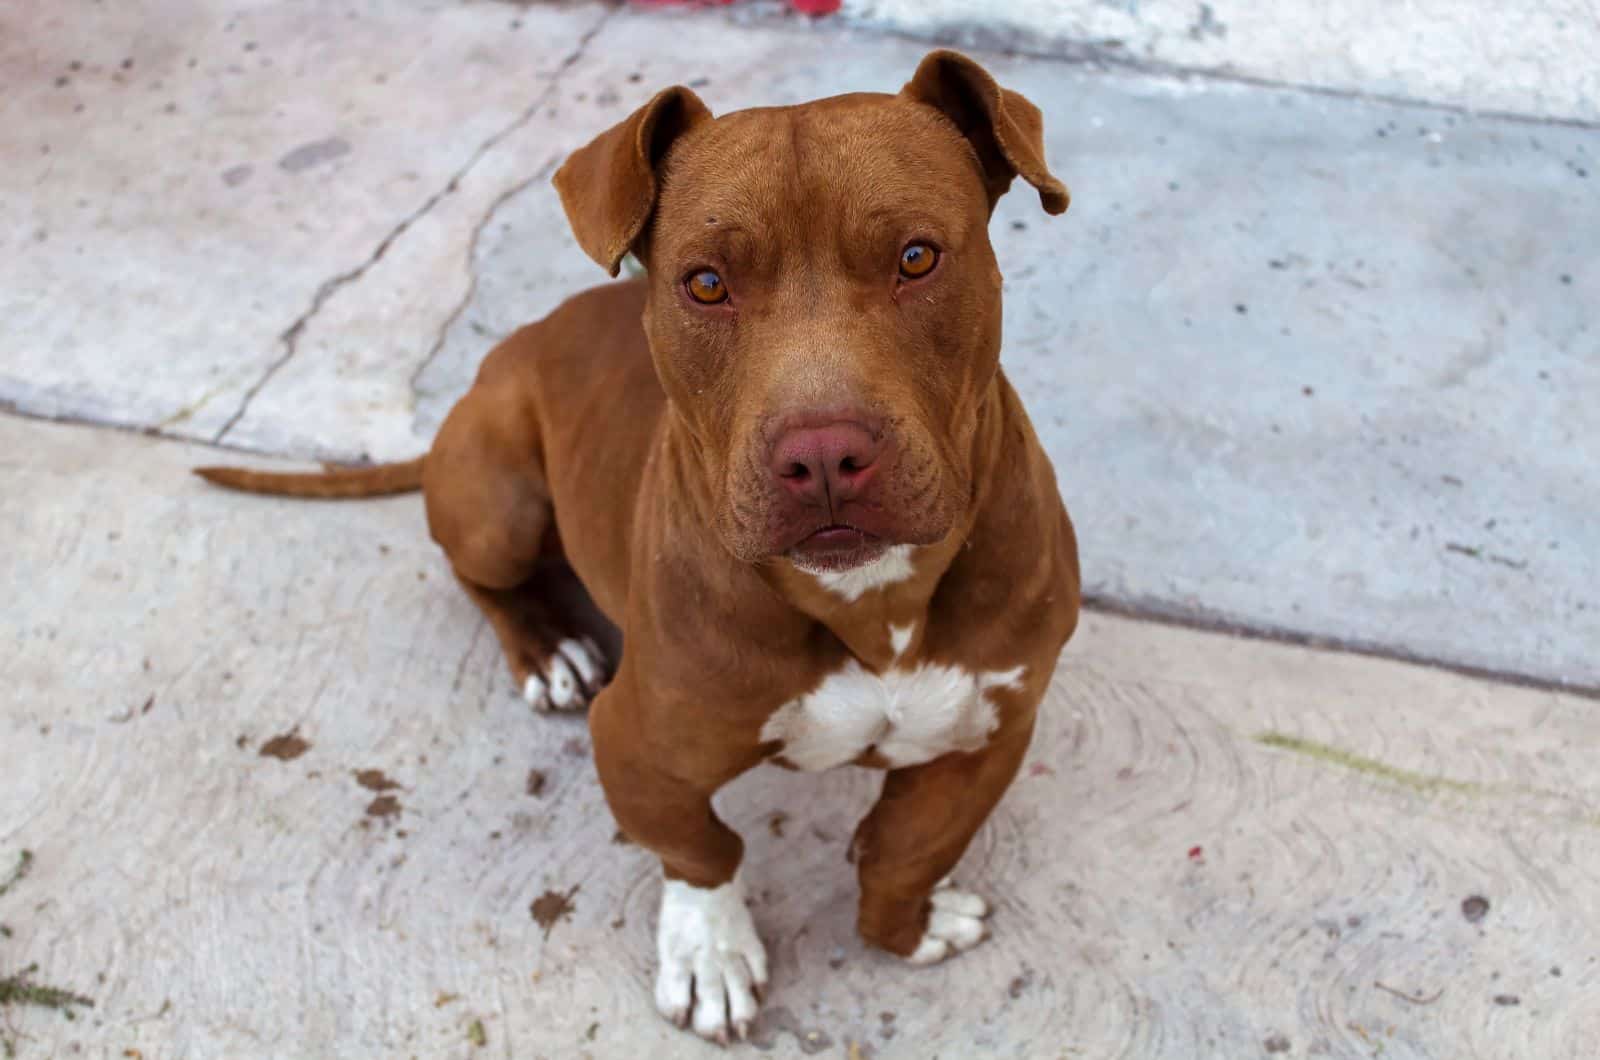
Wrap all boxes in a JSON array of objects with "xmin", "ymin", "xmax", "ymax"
[{"xmin": 192, "ymin": 456, "xmax": 425, "ymax": 499}]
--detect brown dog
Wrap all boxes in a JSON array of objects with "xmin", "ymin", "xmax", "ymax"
[{"xmin": 198, "ymin": 50, "xmax": 1080, "ymax": 1043}]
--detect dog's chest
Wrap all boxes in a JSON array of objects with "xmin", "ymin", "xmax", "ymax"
[{"xmin": 760, "ymin": 650, "xmax": 1024, "ymax": 772}]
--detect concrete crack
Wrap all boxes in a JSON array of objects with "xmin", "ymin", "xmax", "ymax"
[
  {"xmin": 406, "ymin": 158, "xmax": 560, "ymax": 406},
  {"xmin": 210, "ymin": 8, "xmax": 617, "ymax": 445}
]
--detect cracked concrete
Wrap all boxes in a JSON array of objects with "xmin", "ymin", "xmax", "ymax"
[
  {"xmin": 218, "ymin": 8, "xmax": 619, "ymax": 457},
  {"xmin": 209, "ymin": 164, "xmax": 475, "ymax": 444},
  {"xmin": 5, "ymin": 3, "xmax": 1600, "ymax": 1056},
  {"xmin": 404, "ymin": 163, "xmax": 556, "ymax": 416},
  {"xmin": 424, "ymin": 14, "xmax": 1600, "ymax": 692},
  {"xmin": 0, "ymin": 0, "xmax": 608, "ymax": 447},
  {"xmin": 4, "ymin": 1, "xmax": 1596, "ymax": 690}
]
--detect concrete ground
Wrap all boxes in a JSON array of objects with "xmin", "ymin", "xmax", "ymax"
[{"xmin": 2, "ymin": 1, "xmax": 1596, "ymax": 1057}]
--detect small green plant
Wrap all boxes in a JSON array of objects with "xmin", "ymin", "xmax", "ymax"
[
  {"xmin": 1, "ymin": 851, "xmax": 96, "ymax": 1057},
  {"xmin": 0, "ymin": 853, "xmax": 32, "ymax": 901},
  {"xmin": 0, "ymin": 965, "xmax": 95, "ymax": 1011}
]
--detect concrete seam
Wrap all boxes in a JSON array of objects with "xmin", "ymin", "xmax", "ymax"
[
  {"xmin": 5, "ymin": 402, "xmax": 1594, "ymax": 702},
  {"xmin": 0, "ymin": 402, "xmax": 361, "ymax": 463},
  {"xmin": 1082, "ymin": 592, "xmax": 1600, "ymax": 703}
]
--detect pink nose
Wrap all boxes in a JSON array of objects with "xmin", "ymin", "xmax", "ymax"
[{"xmin": 769, "ymin": 421, "xmax": 886, "ymax": 505}]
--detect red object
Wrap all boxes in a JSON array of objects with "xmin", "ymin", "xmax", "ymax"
[
  {"xmin": 1187, "ymin": 846, "xmax": 1204, "ymax": 861},
  {"xmin": 791, "ymin": 0, "xmax": 843, "ymax": 12}
]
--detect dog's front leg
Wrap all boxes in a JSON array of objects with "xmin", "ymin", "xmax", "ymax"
[
  {"xmin": 590, "ymin": 685, "xmax": 766, "ymax": 1043},
  {"xmin": 851, "ymin": 718, "xmax": 1035, "ymax": 962}
]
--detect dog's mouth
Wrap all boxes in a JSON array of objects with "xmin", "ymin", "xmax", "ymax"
[{"xmin": 786, "ymin": 523, "xmax": 888, "ymax": 573}]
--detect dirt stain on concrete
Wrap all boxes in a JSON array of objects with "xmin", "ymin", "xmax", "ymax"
[
  {"xmin": 259, "ymin": 729, "xmax": 309, "ymax": 761},
  {"xmin": 525, "ymin": 769, "xmax": 546, "ymax": 797},
  {"xmin": 365, "ymin": 795, "xmax": 401, "ymax": 819},
  {"xmin": 278, "ymin": 137, "xmax": 350, "ymax": 173},
  {"xmin": 354, "ymin": 769, "xmax": 399, "ymax": 792},
  {"xmin": 749, "ymin": 1006, "xmax": 834, "ymax": 1054},
  {"xmin": 530, "ymin": 884, "xmax": 579, "ymax": 939}
]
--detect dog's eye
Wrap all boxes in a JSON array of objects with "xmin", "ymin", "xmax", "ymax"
[
  {"xmin": 899, "ymin": 243, "xmax": 938, "ymax": 279},
  {"xmin": 686, "ymin": 270, "xmax": 728, "ymax": 304}
]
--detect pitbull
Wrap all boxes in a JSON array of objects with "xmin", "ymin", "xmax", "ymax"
[{"xmin": 198, "ymin": 49, "xmax": 1081, "ymax": 1043}]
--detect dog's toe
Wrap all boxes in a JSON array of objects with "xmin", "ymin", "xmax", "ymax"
[
  {"xmin": 522, "ymin": 673, "xmax": 551, "ymax": 711},
  {"xmin": 654, "ymin": 954, "xmax": 693, "ymax": 1028},
  {"xmin": 522, "ymin": 644, "xmax": 602, "ymax": 713},
  {"xmin": 930, "ymin": 886, "xmax": 989, "ymax": 919},
  {"xmin": 558, "ymin": 637, "xmax": 606, "ymax": 692},
  {"xmin": 545, "ymin": 654, "xmax": 582, "ymax": 709},
  {"xmin": 685, "ymin": 947, "xmax": 762, "ymax": 1044},
  {"xmin": 906, "ymin": 881, "xmax": 991, "ymax": 965},
  {"xmin": 906, "ymin": 934, "xmax": 951, "ymax": 965}
]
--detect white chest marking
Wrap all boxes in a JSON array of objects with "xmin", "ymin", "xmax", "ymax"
[
  {"xmin": 761, "ymin": 659, "xmax": 1026, "ymax": 771},
  {"xmin": 889, "ymin": 622, "xmax": 915, "ymax": 659},
  {"xmin": 808, "ymin": 544, "xmax": 916, "ymax": 602}
]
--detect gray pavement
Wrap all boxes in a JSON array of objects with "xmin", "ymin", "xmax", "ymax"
[
  {"xmin": 4, "ymin": 2, "xmax": 1600, "ymax": 1056},
  {"xmin": 3, "ymin": 1, "xmax": 1595, "ymax": 688},
  {"xmin": 836, "ymin": 0, "xmax": 1600, "ymax": 123}
]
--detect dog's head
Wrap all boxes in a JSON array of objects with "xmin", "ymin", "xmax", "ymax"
[{"xmin": 554, "ymin": 51, "xmax": 1068, "ymax": 573}]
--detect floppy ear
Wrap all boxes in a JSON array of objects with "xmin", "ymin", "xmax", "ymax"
[
  {"xmin": 900, "ymin": 50, "xmax": 1069, "ymax": 215},
  {"xmin": 552, "ymin": 86, "xmax": 713, "ymax": 276}
]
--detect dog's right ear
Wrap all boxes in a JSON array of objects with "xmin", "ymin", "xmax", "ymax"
[{"xmin": 553, "ymin": 87, "xmax": 713, "ymax": 277}]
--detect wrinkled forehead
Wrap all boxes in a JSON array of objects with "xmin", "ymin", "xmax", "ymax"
[{"xmin": 651, "ymin": 94, "xmax": 989, "ymax": 256}]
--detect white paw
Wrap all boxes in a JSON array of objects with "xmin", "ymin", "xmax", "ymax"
[
  {"xmin": 522, "ymin": 638, "xmax": 606, "ymax": 712},
  {"xmin": 655, "ymin": 874, "xmax": 768, "ymax": 1044},
  {"xmin": 905, "ymin": 880, "xmax": 990, "ymax": 965}
]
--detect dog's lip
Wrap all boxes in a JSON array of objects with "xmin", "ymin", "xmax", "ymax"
[
  {"xmin": 786, "ymin": 524, "xmax": 889, "ymax": 572},
  {"xmin": 804, "ymin": 524, "xmax": 875, "ymax": 548}
]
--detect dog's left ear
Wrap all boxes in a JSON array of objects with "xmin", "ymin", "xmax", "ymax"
[
  {"xmin": 901, "ymin": 50, "xmax": 1069, "ymax": 215},
  {"xmin": 553, "ymin": 86, "xmax": 713, "ymax": 276}
]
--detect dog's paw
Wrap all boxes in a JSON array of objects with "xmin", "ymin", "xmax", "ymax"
[
  {"xmin": 905, "ymin": 880, "xmax": 991, "ymax": 965},
  {"xmin": 522, "ymin": 638, "xmax": 606, "ymax": 712},
  {"xmin": 655, "ymin": 874, "xmax": 768, "ymax": 1044}
]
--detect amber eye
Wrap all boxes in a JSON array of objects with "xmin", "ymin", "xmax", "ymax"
[
  {"xmin": 899, "ymin": 242, "xmax": 938, "ymax": 279},
  {"xmin": 686, "ymin": 269, "xmax": 728, "ymax": 304}
]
